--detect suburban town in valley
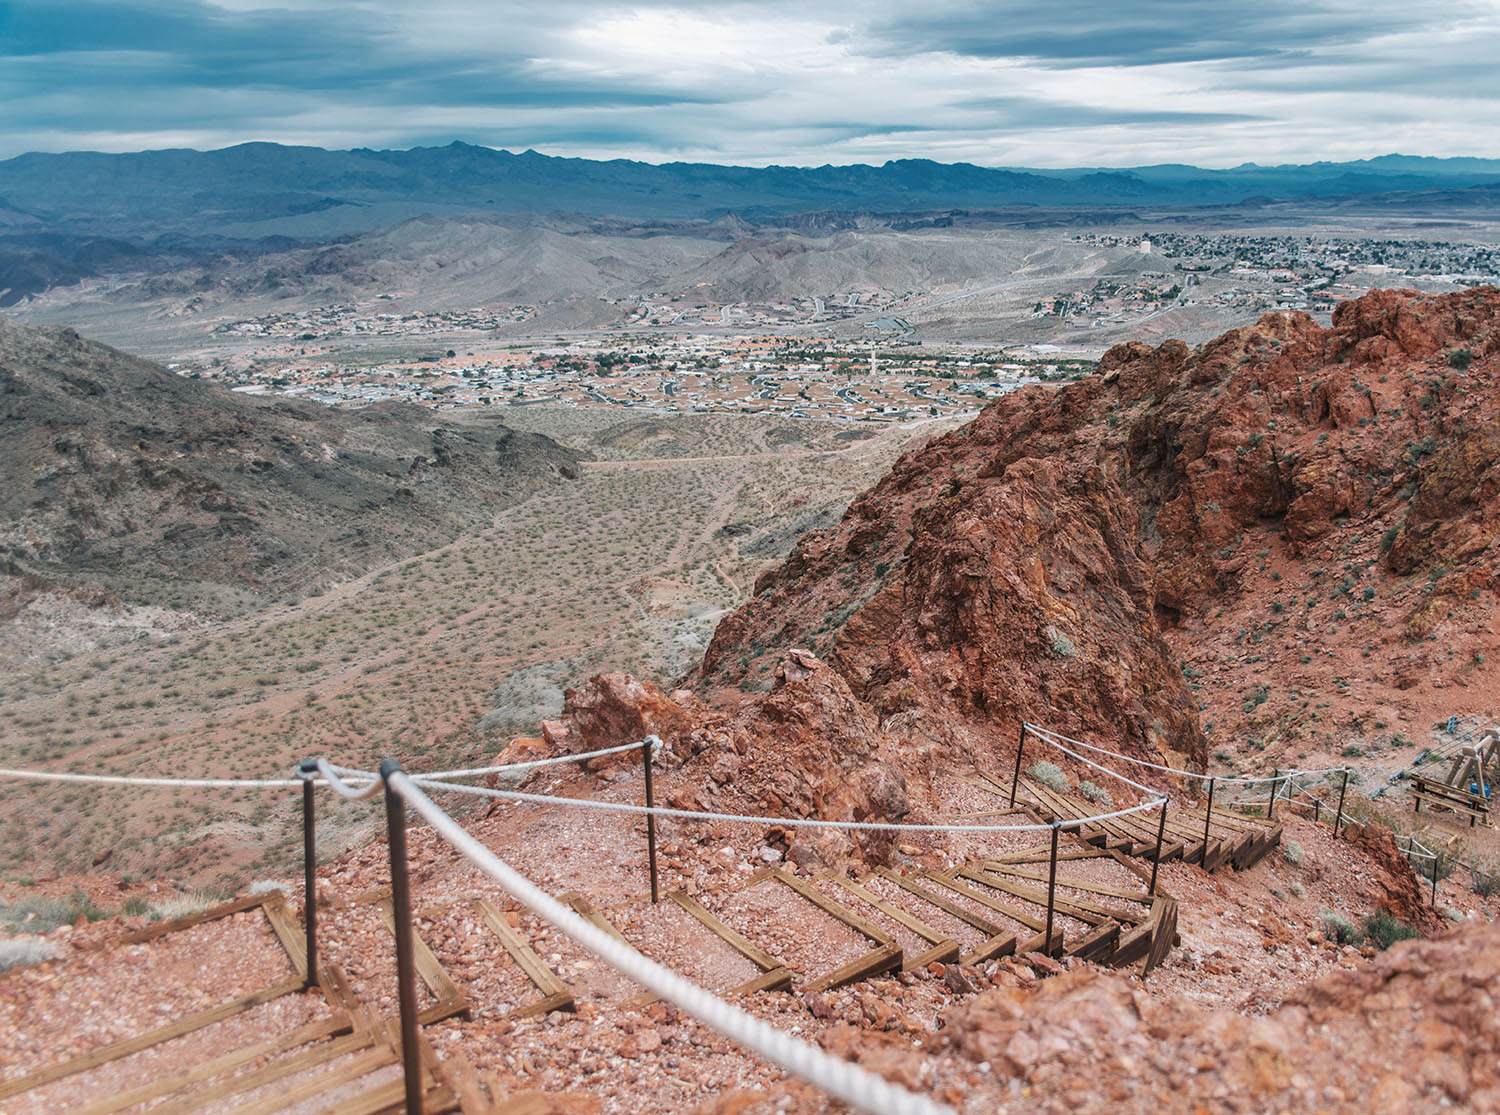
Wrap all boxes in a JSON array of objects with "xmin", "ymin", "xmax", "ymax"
[{"xmin": 189, "ymin": 333, "xmax": 1094, "ymax": 419}]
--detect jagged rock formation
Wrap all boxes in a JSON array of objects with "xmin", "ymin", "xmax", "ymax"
[
  {"xmin": 699, "ymin": 287, "xmax": 1500, "ymax": 762},
  {"xmin": 0, "ymin": 316, "xmax": 582, "ymax": 615},
  {"xmin": 937, "ymin": 920, "xmax": 1500, "ymax": 1111}
]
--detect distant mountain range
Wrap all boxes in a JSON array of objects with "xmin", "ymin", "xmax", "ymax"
[{"xmin": 4, "ymin": 143, "xmax": 1500, "ymax": 243}]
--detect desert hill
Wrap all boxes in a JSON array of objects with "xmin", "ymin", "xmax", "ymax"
[
  {"xmin": 0, "ymin": 316, "xmax": 582, "ymax": 617},
  {"xmin": 692, "ymin": 287, "xmax": 1500, "ymax": 780}
]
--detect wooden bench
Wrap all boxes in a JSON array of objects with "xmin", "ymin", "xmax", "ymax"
[{"xmin": 1410, "ymin": 773, "xmax": 1491, "ymax": 826}]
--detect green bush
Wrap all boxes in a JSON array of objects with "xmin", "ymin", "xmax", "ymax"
[
  {"xmin": 1026, "ymin": 761, "xmax": 1071, "ymax": 792},
  {"xmin": 1320, "ymin": 910, "xmax": 1359, "ymax": 945},
  {"xmin": 1362, "ymin": 911, "xmax": 1421, "ymax": 950},
  {"xmin": 1470, "ymin": 870, "xmax": 1500, "ymax": 898}
]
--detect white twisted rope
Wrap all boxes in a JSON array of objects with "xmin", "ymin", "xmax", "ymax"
[
  {"xmin": 387, "ymin": 771, "xmax": 954, "ymax": 1115},
  {"xmin": 315, "ymin": 760, "xmax": 383, "ymax": 801},
  {"xmin": 0, "ymin": 768, "xmax": 307, "ymax": 788},
  {"xmin": 407, "ymin": 775, "xmax": 1166, "ymax": 833},
  {"xmin": 415, "ymin": 736, "xmax": 662, "ymax": 780},
  {"xmin": 1025, "ymin": 722, "xmax": 1342, "ymax": 787}
]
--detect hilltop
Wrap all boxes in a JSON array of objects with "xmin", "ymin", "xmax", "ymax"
[
  {"xmin": 0, "ymin": 316, "xmax": 582, "ymax": 626},
  {"xmin": 695, "ymin": 288, "xmax": 1500, "ymax": 782}
]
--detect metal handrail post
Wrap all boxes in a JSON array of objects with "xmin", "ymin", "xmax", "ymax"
[
  {"xmin": 1009, "ymin": 724, "xmax": 1027, "ymax": 808},
  {"xmin": 642, "ymin": 737, "xmax": 659, "ymax": 904},
  {"xmin": 380, "ymin": 760, "xmax": 423, "ymax": 1115},
  {"xmin": 297, "ymin": 759, "xmax": 319, "ymax": 989},
  {"xmin": 1149, "ymin": 798, "xmax": 1169, "ymax": 895},
  {"xmin": 1044, "ymin": 822, "xmax": 1060, "ymax": 956}
]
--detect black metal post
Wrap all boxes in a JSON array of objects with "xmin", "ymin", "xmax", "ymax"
[
  {"xmin": 1044, "ymin": 822, "xmax": 1060, "ymax": 956},
  {"xmin": 1149, "ymin": 798, "xmax": 1169, "ymax": 896},
  {"xmin": 298, "ymin": 759, "xmax": 319, "ymax": 990},
  {"xmin": 1009, "ymin": 723, "xmax": 1027, "ymax": 807},
  {"xmin": 1334, "ymin": 769, "xmax": 1349, "ymax": 838},
  {"xmin": 380, "ymin": 760, "xmax": 423, "ymax": 1115},
  {"xmin": 642, "ymin": 737, "xmax": 659, "ymax": 904},
  {"xmin": 1202, "ymin": 777, "xmax": 1215, "ymax": 866},
  {"xmin": 1268, "ymin": 768, "xmax": 1279, "ymax": 819},
  {"xmin": 1432, "ymin": 861, "xmax": 1438, "ymax": 906}
]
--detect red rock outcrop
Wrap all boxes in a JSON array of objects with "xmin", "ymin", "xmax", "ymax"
[
  {"xmin": 698, "ymin": 287, "xmax": 1500, "ymax": 764},
  {"xmin": 938, "ymin": 921, "xmax": 1500, "ymax": 1111},
  {"xmin": 1338, "ymin": 821, "xmax": 1443, "ymax": 931}
]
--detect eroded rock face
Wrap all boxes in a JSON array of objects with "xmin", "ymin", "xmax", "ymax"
[
  {"xmin": 698, "ymin": 287, "xmax": 1500, "ymax": 761},
  {"xmin": 1338, "ymin": 822, "xmax": 1442, "ymax": 931},
  {"xmin": 514, "ymin": 653, "xmax": 909, "ymax": 863},
  {"xmin": 940, "ymin": 921, "xmax": 1500, "ymax": 1111}
]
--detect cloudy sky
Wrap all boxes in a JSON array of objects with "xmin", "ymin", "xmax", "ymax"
[{"xmin": 3, "ymin": 0, "xmax": 1498, "ymax": 167}]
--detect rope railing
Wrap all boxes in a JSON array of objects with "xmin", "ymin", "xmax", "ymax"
[
  {"xmin": 406, "ymin": 776, "xmax": 1167, "ymax": 834},
  {"xmin": 0, "ymin": 768, "xmax": 311, "ymax": 788},
  {"xmin": 382, "ymin": 766, "xmax": 954, "ymax": 1115},
  {"xmin": 1022, "ymin": 721, "xmax": 1347, "ymax": 787}
]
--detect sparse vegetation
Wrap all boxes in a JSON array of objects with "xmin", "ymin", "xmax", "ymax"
[
  {"xmin": 1319, "ymin": 910, "xmax": 1359, "ymax": 945},
  {"xmin": 1026, "ymin": 761, "xmax": 1071, "ymax": 792},
  {"xmin": 1077, "ymin": 781, "xmax": 1113, "ymax": 808}
]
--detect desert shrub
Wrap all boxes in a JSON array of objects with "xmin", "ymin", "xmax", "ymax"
[
  {"xmin": 148, "ymin": 888, "xmax": 230, "ymax": 922},
  {"xmin": 1361, "ymin": 911, "xmax": 1421, "ymax": 950},
  {"xmin": 1281, "ymin": 840, "xmax": 1306, "ymax": 867},
  {"xmin": 1288, "ymin": 881, "xmax": 1306, "ymax": 898},
  {"xmin": 1320, "ymin": 910, "xmax": 1360, "ymax": 945},
  {"xmin": 1077, "ymin": 781, "xmax": 1114, "ymax": 808},
  {"xmin": 1026, "ymin": 761, "xmax": 1071, "ymax": 792},
  {"xmin": 1470, "ymin": 869, "xmax": 1500, "ymax": 898},
  {"xmin": 1048, "ymin": 629, "xmax": 1077, "ymax": 657},
  {"xmin": 1447, "ymin": 348, "xmax": 1473, "ymax": 370},
  {"xmin": 0, "ymin": 938, "xmax": 57, "ymax": 972}
]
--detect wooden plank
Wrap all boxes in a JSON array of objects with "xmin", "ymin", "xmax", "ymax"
[
  {"xmin": 74, "ymin": 1014, "xmax": 352, "ymax": 1115},
  {"xmin": 905, "ymin": 940, "xmax": 962, "ymax": 971},
  {"xmin": 317, "ymin": 962, "xmax": 365, "ymax": 1017},
  {"xmin": 559, "ymin": 892, "xmax": 631, "ymax": 945},
  {"xmin": 958, "ymin": 932, "xmax": 1017, "ymax": 966},
  {"xmin": 820, "ymin": 873, "xmax": 950, "ymax": 944},
  {"xmin": 1107, "ymin": 849, "xmax": 1158, "ymax": 889},
  {"xmin": 768, "ymin": 869, "xmax": 893, "ymax": 945},
  {"xmin": 472, "ymin": 899, "xmax": 573, "ymax": 1000},
  {"xmin": 0, "ymin": 977, "xmax": 306, "ymax": 1101},
  {"xmin": 147, "ymin": 1031, "xmax": 381, "ymax": 1115},
  {"xmin": 510, "ymin": 990, "xmax": 576, "ymax": 1021},
  {"xmin": 217, "ymin": 1045, "xmax": 398, "ymax": 1115},
  {"xmin": 376, "ymin": 899, "xmax": 470, "ymax": 1018},
  {"xmin": 668, "ymin": 890, "xmax": 784, "ymax": 973},
  {"xmin": 802, "ymin": 942, "xmax": 902, "ymax": 993},
  {"xmin": 260, "ymin": 890, "xmax": 310, "ymax": 980},
  {"xmin": 121, "ymin": 892, "xmax": 267, "ymax": 944},
  {"xmin": 726, "ymin": 966, "xmax": 795, "ymax": 996},
  {"xmin": 867, "ymin": 868, "xmax": 1002, "ymax": 937},
  {"xmin": 1143, "ymin": 897, "xmax": 1177, "ymax": 976},
  {"xmin": 923, "ymin": 871, "xmax": 1050, "ymax": 933},
  {"xmin": 960, "ymin": 865, "xmax": 1142, "ymax": 926},
  {"xmin": 1065, "ymin": 921, "xmax": 1120, "ymax": 961},
  {"xmin": 977, "ymin": 862, "xmax": 1152, "ymax": 905},
  {"xmin": 1008, "ymin": 777, "xmax": 1139, "ymax": 851}
]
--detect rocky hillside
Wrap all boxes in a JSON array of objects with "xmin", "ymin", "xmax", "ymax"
[
  {"xmin": 697, "ymin": 287, "xmax": 1500, "ymax": 772},
  {"xmin": 0, "ymin": 317, "xmax": 582, "ymax": 618}
]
